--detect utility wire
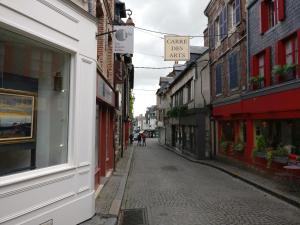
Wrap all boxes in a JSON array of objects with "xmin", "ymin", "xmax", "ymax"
[
  {"xmin": 135, "ymin": 59, "xmax": 209, "ymax": 70},
  {"xmin": 134, "ymin": 26, "xmax": 238, "ymax": 38}
]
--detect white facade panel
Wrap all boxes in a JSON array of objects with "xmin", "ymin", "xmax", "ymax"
[{"xmin": 0, "ymin": 1, "xmax": 97, "ymax": 224}]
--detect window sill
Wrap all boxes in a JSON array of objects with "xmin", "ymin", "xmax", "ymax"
[
  {"xmin": 0, "ymin": 164, "xmax": 76, "ymax": 187},
  {"xmin": 262, "ymin": 23, "xmax": 280, "ymax": 35}
]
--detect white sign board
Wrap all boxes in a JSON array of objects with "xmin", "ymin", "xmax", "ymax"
[
  {"xmin": 114, "ymin": 26, "xmax": 134, "ymax": 54},
  {"xmin": 164, "ymin": 36, "xmax": 190, "ymax": 61}
]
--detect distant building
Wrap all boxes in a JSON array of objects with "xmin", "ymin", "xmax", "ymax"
[{"xmin": 157, "ymin": 46, "xmax": 212, "ymax": 159}]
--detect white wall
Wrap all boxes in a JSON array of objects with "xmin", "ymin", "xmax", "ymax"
[{"xmin": 0, "ymin": 1, "xmax": 97, "ymax": 224}]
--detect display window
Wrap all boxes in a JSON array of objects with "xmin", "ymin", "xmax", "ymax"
[{"xmin": 0, "ymin": 28, "xmax": 71, "ymax": 176}]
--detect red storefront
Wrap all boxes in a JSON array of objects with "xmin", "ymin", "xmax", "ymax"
[
  {"xmin": 95, "ymin": 72, "xmax": 115, "ymax": 190},
  {"xmin": 214, "ymin": 84, "xmax": 300, "ymax": 175}
]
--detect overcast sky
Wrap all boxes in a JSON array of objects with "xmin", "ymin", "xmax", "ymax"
[{"xmin": 124, "ymin": 0, "xmax": 210, "ymax": 117}]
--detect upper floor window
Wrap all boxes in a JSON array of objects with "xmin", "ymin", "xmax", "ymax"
[
  {"xmin": 275, "ymin": 32, "xmax": 300, "ymax": 83},
  {"xmin": 215, "ymin": 17, "xmax": 220, "ymax": 45},
  {"xmin": 251, "ymin": 48, "xmax": 271, "ymax": 90},
  {"xmin": 261, "ymin": 0, "xmax": 285, "ymax": 34}
]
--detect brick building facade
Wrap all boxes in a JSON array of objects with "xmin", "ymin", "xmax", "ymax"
[{"xmin": 209, "ymin": 0, "xmax": 300, "ymax": 174}]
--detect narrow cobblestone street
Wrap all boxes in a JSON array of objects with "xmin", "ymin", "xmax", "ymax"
[{"xmin": 121, "ymin": 139, "xmax": 300, "ymax": 225}]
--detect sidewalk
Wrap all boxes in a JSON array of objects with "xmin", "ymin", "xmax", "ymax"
[
  {"xmin": 80, "ymin": 145, "xmax": 134, "ymax": 225},
  {"xmin": 162, "ymin": 144, "xmax": 300, "ymax": 208}
]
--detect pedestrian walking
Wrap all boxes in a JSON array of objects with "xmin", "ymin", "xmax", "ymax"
[
  {"xmin": 129, "ymin": 134, "xmax": 133, "ymax": 145},
  {"xmin": 137, "ymin": 133, "xmax": 141, "ymax": 146},
  {"xmin": 142, "ymin": 133, "xmax": 146, "ymax": 146}
]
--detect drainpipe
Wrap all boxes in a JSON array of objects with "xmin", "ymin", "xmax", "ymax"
[{"xmin": 88, "ymin": 0, "xmax": 93, "ymax": 14}]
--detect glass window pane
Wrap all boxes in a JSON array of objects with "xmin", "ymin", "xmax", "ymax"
[{"xmin": 0, "ymin": 28, "xmax": 70, "ymax": 176}]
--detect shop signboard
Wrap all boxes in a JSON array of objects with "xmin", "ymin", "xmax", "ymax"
[
  {"xmin": 164, "ymin": 35, "xmax": 190, "ymax": 61},
  {"xmin": 114, "ymin": 25, "xmax": 134, "ymax": 54},
  {"xmin": 97, "ymin": 75, "xmax": 115, "ymax": 106}
]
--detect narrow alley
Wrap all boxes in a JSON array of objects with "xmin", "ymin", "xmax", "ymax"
[{"xmin": 121, "ymin": 139, "xmax": 300, "ymax": 225}]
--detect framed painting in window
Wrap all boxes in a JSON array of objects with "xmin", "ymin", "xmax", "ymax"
[{"xmin": 0, "ymin": 89, "xmax": 35, "ymax": 144}]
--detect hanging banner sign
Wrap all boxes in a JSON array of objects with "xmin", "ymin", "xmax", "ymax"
[
  {"xmin": 164, "ymin": 35, "xmax": 190, "ymax": 61},
  {"xmin": 114, "ymin": 26, "xmax": 134, "ymax": 54}
]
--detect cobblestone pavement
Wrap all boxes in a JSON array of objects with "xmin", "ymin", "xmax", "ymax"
[{"xmin": 121, "ymin": 139, "xmax": 300, "ymax": 225}]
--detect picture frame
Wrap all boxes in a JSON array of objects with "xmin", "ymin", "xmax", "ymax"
[{"xmin": 0, "ymin": 88, "xmax": 36, "ymax": 144}]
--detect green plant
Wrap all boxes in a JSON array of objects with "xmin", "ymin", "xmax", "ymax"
[
  {"xmin": 220, "ymin": 138, "xmax": 230, "ymax": 152},
  {"xmin": 266, "ymin": 150, "xmax": 273, "ymax": 168},
  {"xmin": 273, "ymin": 147, "xmax": 289, "ymax": 157},
  {"xmin": 256, "ymin": 135, "xmax": 267, "ymax": 152},
  {"xmin": 233, "ymin": 142, "xmax": 245, "ymax": 152},
  {"xmin": 272, "ymin": 65, "xmax": 286, "ymax": 76},
  {"xmin": 167, "ymin": 106, "xmax": 188, "ymax": 118},
  {"xmin": 272, "ymin": 64, "xmax": 298, "ymax": 80}
]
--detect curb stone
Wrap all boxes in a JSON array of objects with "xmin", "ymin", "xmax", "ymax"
[{"xmin": 160, "ymin": 144, "xmax": 300, "ymax": 209}]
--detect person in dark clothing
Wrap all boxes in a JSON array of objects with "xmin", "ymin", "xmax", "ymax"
[
  {"xmin": 129, "ymin": 134, "xmax": 133, "ymax": 145},
  {"xmin": 137, "ymin": 134, "xmax": 141, "ymax": 146}
]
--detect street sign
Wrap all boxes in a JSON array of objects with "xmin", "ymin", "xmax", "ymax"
[{"xmin": 164, "ymin": 35, "xmax": 190, "ymax": 61}]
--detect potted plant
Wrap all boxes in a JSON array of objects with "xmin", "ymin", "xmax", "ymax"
[
  {"xmin": 219, "ymin": 136, "xmax": 232, "ymax": 152},
  {"xmin": 272, "ymin": 146, "xmax": 289, "ymax": 164},
  {"xmin": 233, "ymin": 141, "xmax": 245, "ymax": 153},
  {"xmin": 252, "ymin": 135, "xmax": 267, "ymax": 158},
  {"xmin": 266, "ymin": 148, "xmax": 273, "ymax": 168},
  {"xmin": 249, "ymin": 76, "xmax": 264, "ymax": 90},
  {"xmin": 272, "ymin": 64, "xmax": 298, "ymax": 83}
]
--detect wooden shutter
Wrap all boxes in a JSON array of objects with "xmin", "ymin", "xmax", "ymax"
[
  {"xmin": 264, "ymin": 48, "xmax": 272, "ymax": 86},
  {"xmin": 251, "ymin": 55, "xmax": 259, "ymax": 76},
  {"xmin": 260, "ymin": 1, "xmax": 269, "ymax": 34},
  {"xmin": 216, "ymin": 64, "xmax": 222, "ymax": 95},
  {"xmin": 278, "ymin": 0, "xmax": 285, "ymax": 21},
  {"xmin": 297, "ymin": 30, "xmax": 300, "ymax": 78},
  {"xmin": 224, "ymin": 5, "xmax": 228, "ymax": 38},
  {"xmin": 275, "ymin": 40, "xmax": 285, "ymax": 65},
  {"xmin": 235, "ymin": 0, "xmax": 241, "ymax": 24},
  {"xmin": 209, "ymin": 23, "xmax": 215, "ymax": 49},
  {"xmin": 220, "ymin": 10, "xmax": 224, "ymax": 40},
  {"xmin": 229, "ymin": 53, "xmax": 238, "ymax": 89}
]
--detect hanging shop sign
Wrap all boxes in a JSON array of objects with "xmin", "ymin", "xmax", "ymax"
[
  {"xmin": 114, "ymin": 25, "xmax": 134, "ymax": 54},
  {"xmin": 164, "ymin": 35, "xmax": 190, "ymax": 61},
  {"xmin": 97, "ymin": 75, "xmax": 115, "ymax": 107}
]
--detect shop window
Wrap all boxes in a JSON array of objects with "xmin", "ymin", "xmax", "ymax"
[
  {"xmin": 261, "ymin": 0, "xmax": 285, "ymax": 34},
  {"xmin": 222, "ymin": 121, "xmax": 234, "ymax": 142},
  {"xmin": 255, "ymin": 120, "xmax": 300, "ymax": 154},
  {"xmin": 0, "ymin": 28, "xmax": 70, "ymax": 176}
]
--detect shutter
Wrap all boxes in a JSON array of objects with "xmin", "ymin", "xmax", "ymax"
[
  {"xmin": 251, "ymin": 55, "xmax": 259, "ymax": 76},
  {"xmin": 275, "ymin": 40, "xmax": 285, "ymax": 65},
  {"xmin": 230, "ymin": 54, "xmax": 238, "ymax": 89},
  {"xmin": 224, "ymin": 5, "xmax": 228, "ymax": 38},
  {"xmin": 297, "ymin": 30, "xmax": 300, "ymax": 78},
  {"xmin": 264, "ymin": 48, "xmax": 271, "ymax": 86},
  {"xmin": 260, "ymin": 1, "xmax": 269, "ymax": 34},
  {"xmin": 235, "ymin": 0, "xmax": 241, "ymax": 24},
  {"xmin": 220, "ymin": 10, "xmax": 224, "ymax": 40},
  {"xmin": 216, "ymin": 64, "xmax": 222, "ymax": 95},
  {"xmin": 210, "ymin": 23, "xmax": 215, "ymax": 49},
  {"xmin": 278, "ymin": 0, "xmax": 285, "ymax": 21}
]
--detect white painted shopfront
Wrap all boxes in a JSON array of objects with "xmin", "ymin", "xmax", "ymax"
[{"xmin": 0, "ymin": 1, "xmax": 97, "ymax": 224}]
